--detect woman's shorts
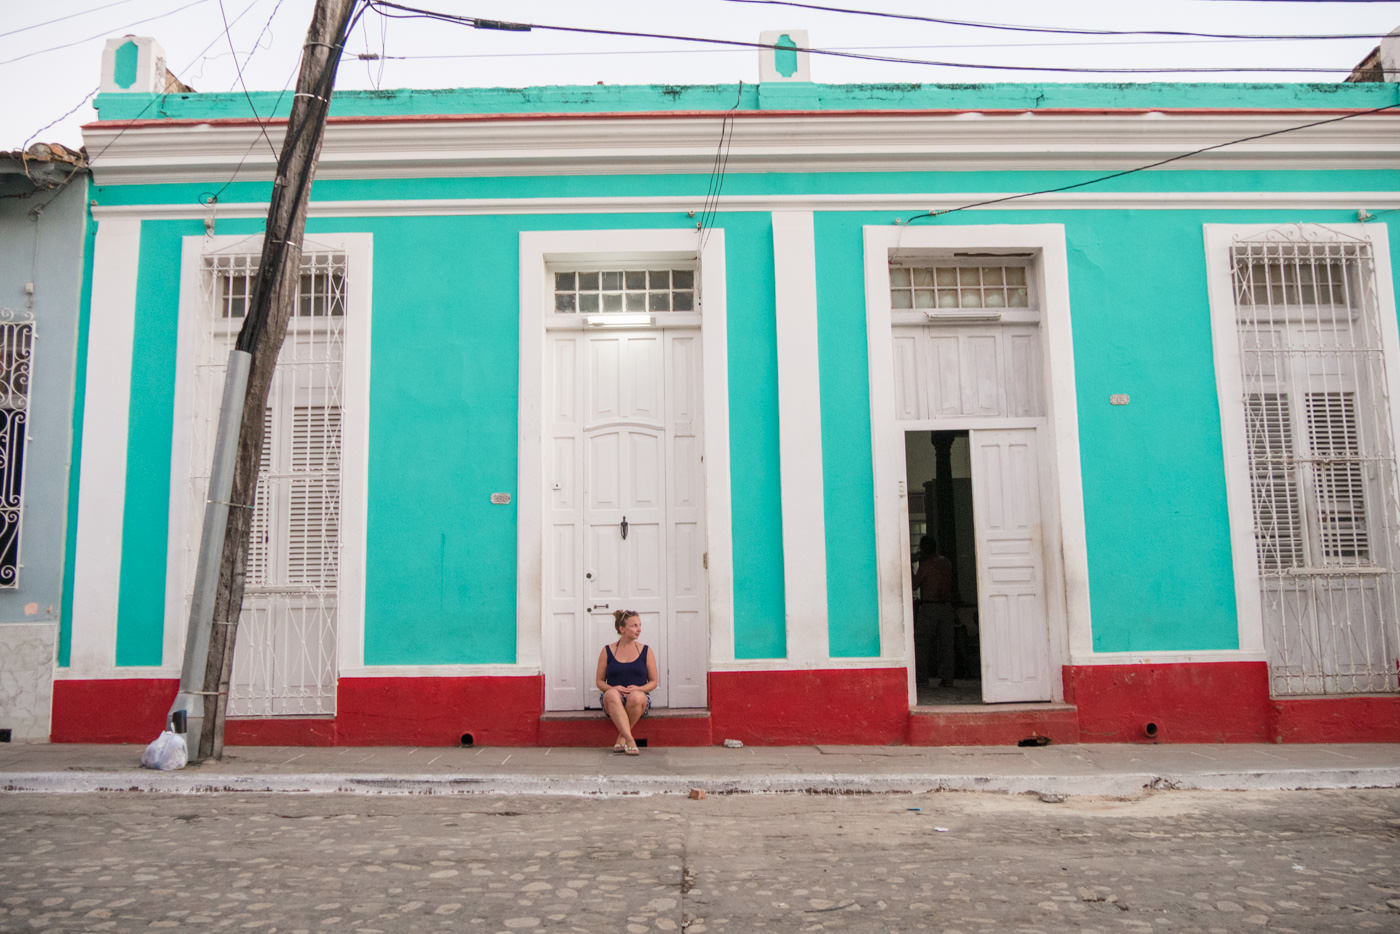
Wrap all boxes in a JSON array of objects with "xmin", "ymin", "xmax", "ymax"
[{"xmin": 601, "ymin": 689, "xmax": 651, "ymax": 712}]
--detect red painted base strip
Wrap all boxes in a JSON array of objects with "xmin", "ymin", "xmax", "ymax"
[
  {"xmin": 51, "ymin": 678, "xmax": 177, "ymax": 743},
  {"xmin": 708, "ymin": 668, "xmax": 909, "ymax": 745},
  {"xmin": 1065, "ymin": 661, "xmax": 1273, "ymax": 743},
  {"xmin": 1271, "ymin": 695, "xmax": 1400, "ymax": 743},
  {"xmin": 907, "ymin": 706, "xmax": 1079, "ymax": 746},
  {"xmin": 335, "ymin": 676, "xmax": 543, "ymax": 746},
  {"xmin": 47, "ymin": 663, "xmax": 1400, "ymax": 746},
  {"xmin": 225, "ymin": 718, "xmax": 337, "ymax": 746}
]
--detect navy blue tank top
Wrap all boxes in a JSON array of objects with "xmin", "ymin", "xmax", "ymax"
[{"xmin": 604, "ymin": 644, "xmax": 649, "ymax": 687}]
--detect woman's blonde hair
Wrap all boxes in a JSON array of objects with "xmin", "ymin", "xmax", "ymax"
[{"xmin": 613, "ymin": 609, "xmax": 639, "ymax": 632}]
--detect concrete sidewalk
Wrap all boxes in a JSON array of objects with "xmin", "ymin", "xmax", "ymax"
[{"xmin": 3, "ymin": 741, "xmax": 1399, "ymax": 798}]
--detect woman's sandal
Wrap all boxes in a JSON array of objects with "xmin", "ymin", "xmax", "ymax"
[
  {"xmin": 623, "ymin": 741, "xmax": 640, "ymax": 756},
  {"xmin": 612, "ymin": 738, "xmax": 627, "ymax": 753}
]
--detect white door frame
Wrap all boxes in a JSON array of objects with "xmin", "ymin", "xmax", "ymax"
[
  {"xmin": 518, "ymin": 229, "xmax": 733, "ymax": 699},
  {"xmin": 863, "ymin": 224, "xmax": 1090, "ymax": 706}
]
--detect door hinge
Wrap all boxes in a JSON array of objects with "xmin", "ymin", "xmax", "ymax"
[{"xmin": 703, "ymin": 551, "xmax": 708, "ymax": 569}]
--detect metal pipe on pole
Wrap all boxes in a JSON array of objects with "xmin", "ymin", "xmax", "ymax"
[
  {"xmin": 192, "ymin": 0, "xmax": 359, "ymax": 762},
  {"xmin": 167, "ymin": 349, "xmax": 251, "ymax": 754}
]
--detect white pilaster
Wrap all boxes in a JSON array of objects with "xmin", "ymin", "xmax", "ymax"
[
  {"xmin": 772, "ymin": 211, "xmax": 829, "ymax": 662},
  {"xmin": 69, "ymin": 217, "xmax": 141, "ymax": 675}
]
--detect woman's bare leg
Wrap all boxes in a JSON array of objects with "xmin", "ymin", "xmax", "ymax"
[
  {"xmin": 625, "ymin": 692, "xmax": 648, "ymax": 730},
  {"xmin": 602, "ymin": 688, "xmax": 634, "ymax": 745}
]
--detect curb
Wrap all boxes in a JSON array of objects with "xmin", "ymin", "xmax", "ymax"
[{"xmin": 5, "ymin": 767, "xmax": 1400, "ymax": 798}]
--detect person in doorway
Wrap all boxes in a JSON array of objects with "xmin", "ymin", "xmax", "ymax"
[
  {"xmin": 913, "ymin": 535, "xmax": 956, "ymax": 687},
  {"xmin": 596, "ymin": 609, "xmax": 658, "ymax": 755}
]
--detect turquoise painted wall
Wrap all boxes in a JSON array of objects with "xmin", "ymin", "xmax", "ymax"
[
  {"xmin": 84, "ymin": 74, "xmax": 1400, "ymax": 670},
  {"xmin": 338, "ymin": 211, "xmax": 786, "ymax": 664},
  {"xmin": 96, "ymin": 194, "xmax": 1400, "ymax": 669},
  {"xmin": 813, "ymin": 215, "xmax": 880, "ymax": 657},
  {"xmin": 113, "ymin": 221, "xmax": 198, "ymax": 665},
  {"xmin": 94, "ymin": 81, "xmax": 1400, "ymax": 123},
  {"xmin": 721, "ymin": 214, "xmax": 787, "ymax": 659}
]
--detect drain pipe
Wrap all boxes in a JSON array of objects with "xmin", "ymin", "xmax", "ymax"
[{"xmin": 167, "ymin": 349, "xmax": 251, "ymax": 760}]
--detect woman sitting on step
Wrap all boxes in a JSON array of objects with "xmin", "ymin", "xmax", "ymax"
[{"xmin": 596, "ymin": 609, "xmax": 658, "ymax": 756}]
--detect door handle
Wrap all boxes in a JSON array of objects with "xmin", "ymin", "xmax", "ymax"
[
  {"xmin": 620, "ymin": 516, "xmax": 628, "ymax": 540},
  {"xmin": 590, "ymin": 603, "xmax": 610, "ymax": 612}
]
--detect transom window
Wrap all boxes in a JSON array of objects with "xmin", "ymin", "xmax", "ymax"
[
  {"xmin": 206, "ymin": 253, "xmax": 347, "ymax": 320},
  {"xmin": 1234, "ymin": 241, "xmax": 1359, "ymax": 309},
  {"xmin": 553, "ymin": 268, "xmax": 695, "ymax": 314},
  {"xmin": 889, "ymin": 262, "xmax": 1031, "ymax": 311}
]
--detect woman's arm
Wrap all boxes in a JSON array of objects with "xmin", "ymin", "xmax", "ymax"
[
  {"xmin": 595, "ymin": 647, "xmax": 612, "ymax": 693},
  {"xmin": 636, "ymin": 646, "xmax": 659, "ymax": 694}
]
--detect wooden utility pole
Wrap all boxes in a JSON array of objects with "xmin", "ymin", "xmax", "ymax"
[{"xmin": 197, "ymin": 0, "xmax": 358, "ymax": 761}]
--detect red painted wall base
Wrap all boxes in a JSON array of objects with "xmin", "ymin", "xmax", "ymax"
[
  {"xmin": 908, "ymin": 705, "xmax": 1079, "ymax": 746},
  {"xmin": 49, "ymin": 663, "xmax": 1400, "ymax": 746},
  {"xmin": 1065, "ymin": 661, "xmax": 1274, "ymax": 743}
]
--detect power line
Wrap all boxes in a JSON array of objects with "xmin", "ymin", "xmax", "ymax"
[
  {"xmin": 361, "ymin": 2, "xmax": 1389, "ymax": 76},
  {"xmin": 353, "ymin": 32, "xmax": 1373, "ymax": 65},
  {"xmin": 906, "ymin": 101, "xmax": 1400, "ymax": 223},
  {"xmin": 721, "ymin": 0, "xmax": 1399, "ymax": 41},
  {"xmin": 85, "ymin": 0, "xmax": 264, "ymax": 166},
  {"xmin": 22, "ymin": 86, "xmax": 100, "ymax": 151},
  {"xmin": 218, "ymin": 0, "xmax": 278, "ymax": 160},
  {"xmin": 0, "ymin": 0, "xmax": 213, "ymax": 66},
  {"xmin": 0, "ymin": 0, "xmax": 141, "ymax": 39}
]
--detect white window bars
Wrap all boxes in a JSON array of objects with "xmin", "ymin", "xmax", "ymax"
[
  {"xmin": 1231, "ymin": 226, "xmax": 1400, "ymax": 696},
  {"xmin": 194, "ymin": 252, "xmax": 345, "ymax": 716},
  {"xmin": 0, "ymin": 309, "xmax": 33, "ymax": 589}
]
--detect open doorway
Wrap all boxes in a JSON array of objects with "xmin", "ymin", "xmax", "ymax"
[{"xmin": 906, "ymin": 430, "xmax": 980, "ymax": 706}]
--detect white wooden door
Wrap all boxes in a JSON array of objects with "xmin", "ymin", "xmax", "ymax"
[
  {"xmin": 969, "ymin": 428, "xmax": 1052, "ymax": 702},
  {"xmin": 544, "ymin": 328, "xmax": 707, "ymax": 710}
]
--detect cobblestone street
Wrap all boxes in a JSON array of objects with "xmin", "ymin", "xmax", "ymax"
[{"xmin": 2, "ymin": 788, "xmax": 1398, "ymax": 933}]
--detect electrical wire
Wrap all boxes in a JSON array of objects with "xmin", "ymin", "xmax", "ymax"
[
  {"xmin": 354, "ymin": 32, "xmax": 1367, "ymax": 65},
  {"xmin": 360, "ymin": 1, "xmax": 1389, "ymax": 76},
  {"xmin": 904, "ymin": 101, "xmax": 1400, "ymax": 223},
  {"xmin": 22, "ymin": 86, "xmax": 100, "ymax": 151},
  {"xmin": 85, "ymin": 0, "xmax": 264, "ymax": 167},
  {"xmin": 698, "ymin": 81, "xmax": 742, "ymax": 249},
  {"xmin": 0, "ymin": 0, "xmax": 141, "ymax": 39},
  {"xmin": 220, "ymin": 0, "xmax": 279, "ymax": 160},
  {"xmin": 238, "ymin": 0, "xmax": 291, "ymax": 75},
  {"xmin": 0, "ymin": 0, "xmax": 213, "ymax": 66},
  {"xmin": 720, "ymin": 0, "xmax": 1398, "ymax": 42}
]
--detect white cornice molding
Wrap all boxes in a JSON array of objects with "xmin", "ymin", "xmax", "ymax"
[
  {"xmin": 83, "ymin": 111, "xmax": 1400, "ymax": 185},
  {"xmin": 90, "ymin": 190, "xmax": 1400, "ymax": 221}
]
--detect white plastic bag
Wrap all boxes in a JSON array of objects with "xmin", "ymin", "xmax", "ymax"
[{"xmin": 140, "ymin": 730, "xmax": 188, "ymax": 770}]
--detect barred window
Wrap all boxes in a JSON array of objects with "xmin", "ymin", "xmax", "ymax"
[
  {"xmin": 0, "ymin": 312, "xmax": 34, "ymax": 588},
  {"xmin": 207, "ymin": 253, "xmax": 346, "ymax": 320}
]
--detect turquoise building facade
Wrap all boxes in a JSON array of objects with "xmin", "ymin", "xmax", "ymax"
[{"xmin": 52, "ymin": 35, "xmax": 1400, "ymax": 745}]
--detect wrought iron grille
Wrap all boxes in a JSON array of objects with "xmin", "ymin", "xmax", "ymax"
[
  {"xmin": 1232, "ymin": 226, "xmax": 1400, "ymax": 696},
  {"xmin": 192, "ymin": 251, "xmax": 345, "ymax": 716},
  {"xmin": 0, "ymin": 310, "xmax": 33, "ymax": 588}
]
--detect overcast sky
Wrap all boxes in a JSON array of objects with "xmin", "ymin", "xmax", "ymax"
[{"xmin": 3, "ymin": 0, "xmax": 1398, "ymax": 151}]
